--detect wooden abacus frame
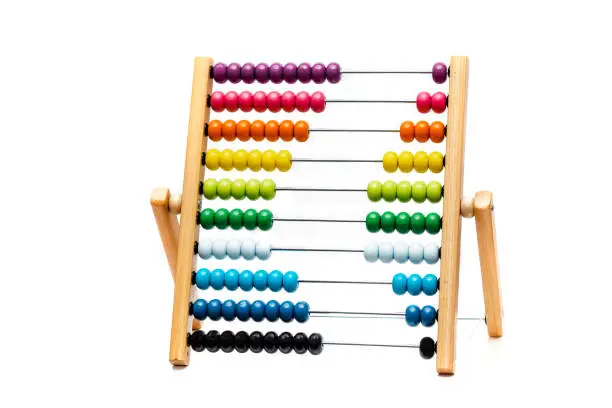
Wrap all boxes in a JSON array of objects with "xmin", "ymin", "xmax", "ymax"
[{"xmin": 151, "ymin": 56, "xmax": 503, "ymax": 374}]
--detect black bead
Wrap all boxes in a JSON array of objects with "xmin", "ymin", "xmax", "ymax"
[
  {"xmin": 234, "ymin": 331, "xmax": 249, "ymax": 353},
  {"xmin": 189, "ymin": 330, "xmax": 206, "ymax": 352},
  {"xmin": 220, "ymin": 330, "xmax": 235, "ymax": 353},
  {"xmin": 419, "ymin": 337, "xmax": 436, "ymax": 359},
  {"xmin": 293, "ymin": 332, "xmax": 308, "ymax": 354},
  {"xmin": 249, "ymin": 331, "xmax": 264, "ymax": 353},
  {"xmin": 307, "ymin": 333, "xmax": 323, "ymax": 355},
  {"xmin": 263, "ymin": 331, "xmax": 279, "ymax": 354},
  {"xmin": 278, "ymin": 332, "xmax": 293, "ymax": 354},
  {"xmin": 205, "ymin": 330, "xmax": 221, "ymax": 353}
]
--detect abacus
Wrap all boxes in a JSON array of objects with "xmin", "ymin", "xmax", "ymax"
[{"xmin": 151, "ymin": 56, "xmax": 503, "ymax": 375}]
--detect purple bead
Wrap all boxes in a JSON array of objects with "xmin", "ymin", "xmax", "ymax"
[
  {"xmin": 241, "ymin": 63, "xmax": 256, "ymax": 84},
  {"xmin": 269, "ymin": 63, "xmax": 283, "ymax": 84},
  {"xmin": 227, "ymin": 62, "xmax": 241, "ymax": 84},
  {"xmin": 432, "ymin": 62, "xmax": 448, "ymax": 84},
  {"xmin": 326, "ymin": 62, "xmax": 341, "ymax": 83},
  {"xmin": 297, "ymin": 63, "xmax": 311, "ymax": 83},
  {"xmin": 311, "ymin": 63, "xmax": 326, "ymax": 84},
  {"xmin": 283, "ymin": 63, "xmax": 298, "ymax": 84},
  {"xmin": 255, "ymin": 63, "xmax": 269, "ymax": 83},
  {"xmin": 213, "ymin": 63, "xmax": 227, "ymax": 83}
]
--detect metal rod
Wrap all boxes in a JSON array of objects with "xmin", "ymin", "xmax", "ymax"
[
  {"xmin": 272, "ymin": 247, "xmax": 363, "ymax": 253},
  {"xmin": 276, "ymin": 187, "xmax": 367, "ymax": 192},
  {"xmin": 310, "ymin": 129, "xmax": 398, "ymax": 133},
  {"xmin": 326, "ymin": 99, "xmax": 416, "ymax": 104},
  {"xmin": 273, "ymin": 218, "xmax": 364, "ymax": 223},
  {"xmin": 292, "ymin": 158, "xmax": 382, "ymax": 163},
  {"xmin": 341, "ymin": 70, "xmax": 432, "ymax": 75},
  {"xmin": 323, "ymin": 341, "xmax": 419, "ymax": 349},
  {"xmin": 299, "ymin": 279, "xmax": 389, "ymax": 285}
]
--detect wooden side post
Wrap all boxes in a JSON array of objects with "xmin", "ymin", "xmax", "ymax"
[
  {"xmin": 169, "ymin": 57, "xmax": 213, "ymax": 366},
  {"xmin": 436, "ymin": 56, "xmax": 469, "ymax": 375}
]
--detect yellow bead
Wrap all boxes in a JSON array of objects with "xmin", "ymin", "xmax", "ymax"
[
  {"xmin": 205, "ymin": 149, "xmax": 220, "ymax": 170},
  {"xmin": 233, "ymin": 149, "xmax": 248, "ymax": 171},
  {"xmin": 262, "ymin": 150, "xmax": 277, "ymax": 172},
  {"xmin": 276, "ymin": 150, "xmax": 292, "ymax": 172},
  {"xmin": 248, "ymin": 149, "xmax": 262, "ymax": 172},
  {"xmin": 413, "ymin": 151, "xmax": 429, "ymax": 173},
  {"xmin": 428, "ymin": 151, "xmax": 444, "ymax": 173},
  {"xmin": 220, "ymin": 149, "xmax": 234, "ymax": 171},
  {"xmin": 398, "ymin": 151, "xmax": 414, "ymax": 173},
  {"xmin": 382, "ymin": 151, "xmax": 399, "ymax": 173}
]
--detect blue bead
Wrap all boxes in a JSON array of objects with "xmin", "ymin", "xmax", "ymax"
[
  {"xmin": 404, "ymin": 305, "xmax": 421, "ymax": 327},
  {"xmin": 406, "ymin": 274, "xmax": 422, "ymax": 296},
  {"xmin": 192, "ymin": 299, "xmax": 207, "ymax": 320},
  {"xmin": 421, "ymin": 305, "xmax": 437, "ymax": 327},
  {"xmin": 195, "ymin": 268, "xmax": 211, "ymax": 290},
  {"xmin": 221, "ymin": 300, "xmax": 236, "ymax": 321},
  {"xmin": 236, "ymin": 300, "xmax": 250, "ymax": 321},
  {"xmin": 253, "ymin": 270, "xmax": 268, "ymax": 291},
  {"xmin": 268, "ymin": 270, "xmax": 283, "ymax": 292},
  {"xmin": 207, "ymin": 299, "xmax": 222, "ymax": 321},
  {"xmin": 239, "ymin": 270, "xmax": 254, "ymax": 291},
  {"xmin": 294, "ymin": 301, "xmax": 310, "ymax": 322},
  {"xmin": 392, "ymin": 273, "xmax": 407, "ymax": 295},
  {"xmin": 283, "ymin": 271, "xmax": 299, "ymax": 292},
  {"xmin": 210, "ymin": 269, "xmax": 225, "ymax": 290},
  {"xmin": 224, "ymin": 269, "xmax": 239, "ymax": 291},
  {"xmin": 265, "ymin": 300, "xmax": 280, "ymax": 321},
  {"xmin": 422, "ymin": 274, "xmax": 438, "ymax": 296},
  {"xmin": 250, "ymin": 300, "xmax": 266, "ymax": 322},
  {"xmin": 279, "ymin": 301, "xmax": 294, "ymax": 322}
]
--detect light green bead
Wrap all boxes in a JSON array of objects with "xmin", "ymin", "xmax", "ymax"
[
  {"xmin": 217, "ymin": 178, "xmax": 232, "ymax": 200},
  {"xmin": 412, "ymin": 181, "xmax": 427, "ymax": 203},
  {"xmin": 246, "ymin": 179, "xmax": 260, "ymax": 201},
  {"xmin": 381, "ymin": 180, "xmax": 397, "ymax": 202},
  {"xmin": 396, "ymin": 181, "xmax": 412, "ymax": 203},
  {"xmin": 367, "ymin": 181, "xmax": 382, "ymax": 202},
  {"xmin": 231, "ymin": 178, "xmax": 246, "ymax": 200},
  {"xmin": 260, "ymin": 179, "xmax": 276, "ymax": 200},
  {"xmin": 427, "ymin": 181, "xmax": 443, "ymax": 203},
  {"xmin": 202, "ymin": 179, "xmax": 218, "ymax": 200}
]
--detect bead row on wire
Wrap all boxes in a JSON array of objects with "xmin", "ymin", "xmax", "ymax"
[
  {"xmin": 392, "ymin": 273, "xmax": 438, "ymax": 296},
  {"xmin": 363, "ymin": 242, "xmax": 440, "ymax": 264},
  {"xmin": 198, "ymin": 238, "xmax": 271, "ymax": 261},
  {"xmin": 405, "ymin": 305, "xmax": 438, "ymax": 327},
  {"xmin": 190, "ymin": 299, "xmax": 310, "ymax": 323},
  {"xmin": 193, "ymin": 269, "xmax": 299, "ymax": 293},
  {"xmin": 366, "ymin": 211, "xmax": 442, "ymax": 234},
  {"xmin": 205, "ymin": 149, "xmax": 292, "ymax": 172},
  {"xmin": 210, "ymin": 91, "xmax": 326, "ymax": 113},
  {"xmin": 199, "ymin": 208, "xmax": 274, "ymax": 231},
  {"xmin": 367, "ymin": 180, "xmax": 443, "ymax": 203},
  {"xmin": 201, "ymin": 178, "xmax": 276, "ymax": 201},
  {"xmin": 208, "ymin": 120, "xmax": 310, "ymax": 142},
  {"xmin": 400, "ymin": 120, "xmax": 446, "ymax": 143},
  {"xmin": 382, "ymin": 151, "xmax": 444, "ymax": 173}
]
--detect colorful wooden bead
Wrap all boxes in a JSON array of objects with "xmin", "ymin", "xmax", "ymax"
[
  {"xmin": 233, "ymin": 149, "xmax": 248, "ymax": 171},
  {"xmin": 395, "ymin": 212, "xmax": 411, "ymax": 234},
  {"xmin": 283, "ymin": 63, "xmax": 298, "ymax": 84},
  {"xmin": 293, "ymin": 333, "xmax": 308, "ymax": 353},
  {"xmin": 363, "ymin": 242, "xmax": 378, "ymax": 262},
  {"xmin": 365, "ymin": 211, "xmax": 381, "ymax": 233},
  {"xmin": 405, "ymin": 305, "xmax": 421, "ymax": 327},
  {"xmin": 393, "ymin": 242, "xmax": 409, "ymax": 263},
  {"xmin": 416, "ymin": 92, "xmax": 431, "ymax": 114},
  {"xmin": 236, "ymin": 121, "xmax": 251, "ymax": 142},
  {"xmin": 255, "ymin": 240, "xmax": 271, "ymax": 260},
  {"xmin": 246, "ymin": 179, "xmax": 260, "ymax": 200},
  {"xmin": 294, "ymin": 301, "xmax": 310, "ymax": 322},
  {"xmin": 226, "ymin": 238, "xmax": 242, "ymax": 259},
  {"xmin": 392, "ymin": 273, "xmax": 407, "ymax": 295},
  {"xmin": 236, "ymin": 300, "xmax": 251, "ymax": 321},
  {"xmin": 210, "ymin": 91, "xmax": 225, "ymax": 112},
  {"xmin": 423, "ymin": 243, "xmax": 440, "ymax": 264},
  {"xmin": 414, "ymin": 121, "xmax": 429, "ymax": 143},
  {"xmin": 430, "ymin": 121, "xmax": 445, "ymax": 143},
  {"xmin": 380, "ymin": 211, "xmax": 395, "ymax": 233},
  {"xmin": 400, "ymin": 121, "xmax": 415, "ymax": 142},
  {"xmin": 231, "ymin": 179, "xmax": 246, "ymax": 200},
  {"xmin": 279, "ymin": 121, "xmax": 294, "ymax": 142},
  {"xmin": 255, "ymin": 63, "xmax": 269, "ymax": 83},
  {"xmin": 411, "ymin": 212, "xmax": 425, "ymax": 234},
  {"xmin": 257, "ymin": 209, "xmax": 273, "ymax": 231},
  {"xmin": 253, "ymin": 270, "xmax": 268, "ymax": 291},
  {"xmin": 238, "ymin": 91, "xmax": 253, "ymax": 112},
  {"xmin": 218, "ymin": 149, "xmax": 233, "ymax": 171},
  {"xmin": 367, "ymin": 181, "xmax": 382, "ymax": 202},
  {"xmin": 251, "ymin": 120, "xmax": 265, "ymax": 142},
  {"xmin": 225, "ymin": 269, "xmax": 240, "ymax": 290},
  {"xmin": 413, "ymin": 151, "xmax": 429, "ymax": 173},
  {"xmin": 260, "ymin": 179, "xmax": 276, "ymax": 200},
  {"xmin": 250, "ymin": 300, "xmax": 266, "ymax": 321},
  {"xmin": 227, "ymin": 63, "xmax": 241, "ymax": 83},
  {"xmin": 427, "ymin": 181, "xmax": 443, "ymax": 203},
  {"xmin": 279, "ymin": 301, "xmax": 294, "ymax": 322},
  {"xmin": 378, "ymin": 242, "xmax": 394, "ymax": 263},
  {"xmin": 382, "ymin": 151, "xmax": 399, "ymax": 172},
  {"xmin": 205, "ymin": 149, "xmax": 220, "ymax": 170},
  {"xmin": 235, "ymin": 331, "xmax": 249, "ymax": 352},
  {"xmin": 208, "ymin": 120, "xmax": 223, "ymax": 141},
  {"xmin": 308, "ymin": 333, "xmax": 323, "ymax": 355},
  {"xmin": 206, "ymin": 330, "xmax": 221, "ymax": 351},
  {"xmin": 247, "ymin": 150, "xmax": 262, "ymax": 171},
  {"xmin": 269, "ymin": 63, "xmax": 283, "ymax": 84},
  {"xmin": 208, "ymin": 299, "xmax": 222, "ymax": 320},
  {"xmin": 283, "ymin": 271, "xmax": 299, "ymax": 292},
  {"xmin": 295, "ymin": 91, "xmax": 310, "ymax": 112},
  {"xmin": 411, "ymin": 181, "xmax": 427, "ymax": 203},
  {"xmin": 268, "ymin": 270, "xmax": 283, "ymax": 292},
  {"xmin": 262, "ymin": 150, "xmax": 276, "ymax": 172},
  {"xmin": 421, "ymin": 306, "xmax": 437, "ymax": 327},
  {"xmin": 222, "ymin": 300, "xmax": 236, "ymax": 321},
  {"xmin": 264, "ymin": 120, "xmax": 280, "ymax": 142},
  {"xmin": 431, "ymin": 92, "xmax": 447, "ymax": 114},
  {"xmin": 381, "ymin": 180, "xmax": 397, "ymax": 202},
  {"xmin": 422, "ymin": 274, "xmax": 438, "ymax": 295},
  {"xmin": 432, "ymin": 62, "xmax": 447, "ymax": 84},
  {"xmin": 203, "ymin": 178, "xmax": 217, "ymax": 200},
  {"xmin": 408, "ymin": 243, "xmax": 424, "ymax": 264},
  {"xmin": 311, "ymin": 63, "xmax": 326, "ymax": 83},
  {"xmin": 326, "ymin": 63, "xmax": 341, "ymax": 83},
  {"xmin": 229, "ymin": 209, "xmax": 243, "ymax": 230},
  {"xmin": 220, "ymin": 330, "xmax": 235, "ymax": 352},
  {"xmin": 310, "ymin": 91, "xmax": 326, "ymax": 113},
  {"xmin": 265, "ymin": 300, "xmax": 280, "ymax": 321},
  {"xmin": 294, "ymin": 120, "xmax": 310, "ymax": 142},
  {"xmin": 192, "ymin": 299, "xmax": 208, "ymax": 320},
  {"xmin": 222, "ymin": 120, "xmax": 237, "ymax": 141},
  {"xmin": 213, "ymin": 63, "xmax": 227, "ymax": 83},
  {"xmin": 239, "ymin": 270, "xmax": 254, "ymax": 291},
  {"xmin": 429, "ymin": 151, "xmax": 444, "ymax": 173},
  {"xmin": 281, "ymin": 91, "xmax": 296, "ymax": 112},
  {"xmin": 199, "ymin": 208, "xmax": 214, "ymax": 230},
  {"xmin": 253, "ymin": 91, "xmax": 267, "ymax": 113},
  {"xmin": 221, "ymin": 91, "xmax": 237, "ymax": 113},
  {"xmin": 266, "ymin": 91, "xmax": 282, "ymax": 113},
  {"xmin": 241, "ymin": 63, "xmax": 256, "ymax": 83},
  {"xmin": 195, "ymin": 268, "xmax": 211, "ymax": 290},
  {"xmin": 278, "ymin": 332, "xmax": 292, "ymax": 353},
  {"xmin": 263, "ymin": 331, "xmax": 278, "ymax": 353},
  {"xmin": 406, "ymin": 274, "xmax": 422, "ymax": 296},
  {"xmin": 398, "ymin": 151, "xmax": 414, "ymax": 173},
  {"xmin": 214, "ymin": 208, "xmax": 229, "ymax": 229},
  {"xmin": 276, "ymin": 150, "xmax": 292, "ymax": 172},
  {"xmin": 241, "ymin": 239, "xmax": 256, "ymax": 260},
  {"xmin": 198, "ymin": 239, "xmax": 213, "ymax": 259},
  {"xmin": 297, "ymin": 63, "xmax": 311, "ymax": 83},
  {"xmin": 396, "ymin": 181, "xmax": 412, "ymax": 202},
  {"xmin": 425, "ymin": 213, "xmax": 441, "ymax": 234},
  {"xmin": 249, "ymin": 331, "xmax": 263, "ymax": 352}
]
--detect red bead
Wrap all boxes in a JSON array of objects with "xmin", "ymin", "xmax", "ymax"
[
  {"xmin": 267, "ymin": 91, "xmax": 281, "ymax": 113},
  {"xmin": 281, "ymin": 91, "xmax": 296, "ymax": 112},
  {"xmin": 431, "ymin": 92, "xmax": 447, "ymax": 114},
  {"xmin": 310, "ymin": 92, "xmax": 326, "ymax": 113},
  {"xmin": 416, "ymin": 92, "xmax": 432, "ymax": 114},
  {"xmin": 225, "ymin": 91, "xmax": 239, "ymax": 112},
  {"xmin": 210, "ymin": 92, "xmax": 225, "ymax": 112},
  {"xmin": 253, "ymin": 91, "xmax": 267, "ymax": 113},
  {"xmin": 295, "ymin": 91, "xmax": 310, "ymax": 112},
  {"xmin": 238, "ymin": 91, "xmax": 253, "ymax": 112}
]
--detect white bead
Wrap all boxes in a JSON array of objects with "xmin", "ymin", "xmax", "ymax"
[
  {"xmin": 423, "ymin": 243, "xmax": 440, "ymax": 264},
  {"xmin": 408, "ymin": 243, "xmax": 424, "ymax": 264},
  {"xmin": 241, "ymin": 239, "xmax": 256, "ymax": 260},
  {"xmin": 226, "ymin": 238, "xmax": 242, "ymax": 260},
  {"xmin": 393, "ymin": 242, "xmax": 409, "ymax": 263},
  {"xmin": 255, "ymin": 241, "xmax": 271, "ymax": 260},
  {"xmin": 378, "ymin": 242, "xmax": 394, "ymax": 263},
  {"xmin": 198, "ymin": 239, "xmax": 213, "ymax": 259},
  {"xmin": 212, "ymin": 239, "xmax": 227, "ymax": 260},
  {"xmin": 363, "ymin": 242, "xmax": 378, "ymax": 262}
]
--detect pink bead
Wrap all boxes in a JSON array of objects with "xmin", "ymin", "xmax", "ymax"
[
  {"xmin": 253, "ymin": 91, "xmax": 267, "ymax": 113},
  {"xmin": 225, "ymin": 91, "xmax": 239, "ymax": 112},
  {"xmin": 238, "ymin": 91, "xmax": 253, "ymax": 112},
  {"xmin": 416, "ymin": 92, "xmax": 432, "ymax": 114},
  {"xmin": 310, "ymin": 91, "xmax": 326, "ymax": 113},
  {"xmin": 431, "ymin": 92, "xmax": 447, "ymax": 114},
  {"xmin": 210, "ymin": 91, "xmax": 225, "ymax": 112},
  {"xmin": 266, "ymin": 91, "xmax": 281, "ymax": 113},
  {"xmin": 281, "ymin": 91, "xmax": 296, "ymax": 112},
  {"xmin": 295, "ymin": 91, "xmax": 310, "ymax": 112}
]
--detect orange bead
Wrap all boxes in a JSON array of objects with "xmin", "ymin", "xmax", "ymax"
[
  {"xmin": 265, "ymin": 120, "xmax": 280, "ymax": 142},
  {"xmin": 208, "ymin": 120, "xmax": 223, "ymax": 142},
  {"xmin": 222, "ymin": 120, "xmax": 237, "ymax": 141},
  {"xmin": 415, "ymin": 121, "xmax": 429, "ymax": 143},
  {"xmin": 399, "ymin": 121, "xmax": 415, "ymax": 142},
  {"xmin": 237, "ymin": 120, "xmax": 251, "ymax": 141},
  {"xmin": 429, "ymin": 121, "xmax": 445, "ymax": 143},
  {"xmin": 294, "ymin": 120, "xmax": 310, "ymax": 142},
  {"xmin": 279, "ymin": 120, "xmax": 294, "ymax": 142},
  {"xmin": 251, "ymin": 120, "xmax": 265, "ymax": 142}
]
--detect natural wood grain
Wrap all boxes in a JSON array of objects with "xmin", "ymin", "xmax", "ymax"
[{"xmin": 461, "ymin": 195, "xmax": 474, "ymax": 218}]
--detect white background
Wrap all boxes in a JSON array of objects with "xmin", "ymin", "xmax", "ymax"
[{"xmin": 1, "ymin": 0, "xmax": 611, "ymax": 406}]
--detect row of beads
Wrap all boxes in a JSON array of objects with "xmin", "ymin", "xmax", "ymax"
[
  {"xmin": 191, "ymin": 299, "xmax": 310, "ymax": 323},
  {"xmin": 367, "ymin": 180, "xmax": 443, "ymax": 203},
  {"xmin": 416, "ymin": 92, "xmax": 447, "ymax": 114},
  {"xmin": 189, "ymin": 329, "xmax": 323, "ymax": 355},
  {"xmin": 202, "ymin": 178, "xmax": 276, "ymax": 201},
  {"xmin": 210, "ymin": 91, "xmax": 326, "ymax": 113},
  {"xmin": 199, "ymin": 208, "xmax": 274, "ymax": 231},
  {"xmin": 366, "ymin": 211, "xmax": 442, "ymax": 235},
  {"xmin": 205, "ymin": 149, "xmax": 292, "ymax": 172},
  {"xmin": 405, "ymin": 305, "xmax": 438, "ymax": 327},
  {"xmin": 198, "ymin": 238, "xmax": 271, "ymax": 261},
  {"xmin": 392, "ymin": 273, "xmax": 438, "ymax": 296},
  {"xmin": 194, "ymin": 269, "xmax": 298, "ymax": 293},
  {"xmin": 382, "ymin": 151, "xmax": 444, "ymax": 173},
  {"xmin": 400, "ymin": 121, "xmax": 446, "ymax": 143},
  {"xmin": 208, "ymin": 120, "xmax": 310, "ymax": 142},
  {"xmin": 363, "ymin": 242, "xmax": 440, "ymax": 264},
  {"xmin": 212, "ymin": 62, "xmax": 342, "ymax": 85}
]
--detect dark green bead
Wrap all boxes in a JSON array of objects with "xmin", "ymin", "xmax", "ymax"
[
  {"xmin": 243, "ymin": 209, "xmax": 258, "ymax": 230},
  {"xmin": 395, "ymin": 212, "xmax": 411, "ymax": 234},
  {"xmin": 380, "ymin": 211, "xmax": 396, "ymax": 233},
  {"xmin": 425, "ymin": 213, "xmax": 441, "ymax": 234},
  {"xmin": 199, "ymin": 208, "xmax": 215, "ymax": 230},
  {"xmin": 229, "ymin": 209, "xmax": 244, "ymax": 230},
  {"xmin": 411, "ymin": 212, "xmax": 425, "ymax": 234},
  {"xmin": 214, "ymin": 208, "xmax": 230, "ymax": 229},
  {"xmin": 257, "ymin": 209, "xmax": 274, "ymax": 231},
  {"xmin": 365, "ymin": 211, "xmax": 381, "ymax": 233}
]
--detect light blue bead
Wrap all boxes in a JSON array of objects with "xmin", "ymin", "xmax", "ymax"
[
  {"xmin": 423, "ymin": 243, "xmax": 440, "ymax": 264},
  {"xmin": 198, "ymin": 239, "xmax": 213, "ymax": 259},
  {"xmin": 241, "ymin": 239, "xmax": 256, "ymax": 260},
  {"xmin": 210, "ymin": 269, "xmax": 225, "ymax": 290},
  {"xmin": 224, "ymin": 269, "xmax": 239, "ymax": 291},
  {"xmin": 253, "ymin": 270, "xmax": 268, "ymax": 291},
  {"xmin": 268, "ymin": 270, "xmax": 283, "ymax": 292},
  {"xmin": 294, "ymin": 301, "xmax": 310, "ymax": 322},
  {"xmin": 404, "ymin": 305, "xmax": 421, "ymax": 327},
  {"xmin": 250, "ymin": 300, "xmax": 265, "ymax": 322},
  {"xmin": 406, "ymin": 274, "xmax": 422, "ymax": 296},
  {"xmin": 378, "ymin": 242, "xmax": 394, "ymax": 263},
  {"xmin": 255, "ymin": 241, "xmax": 271, "ymax": 260},
  {"xmin": 421, "ymin": 305, "xmax": 437, "ymax": 327},
  {"xmin": 226, "ymin": 239, "xmax": 242, "ymax": 260},
  {"xmin": 207, "ymin": 299, "xmax": 222, "ymax": 321},
  {"xmin": 392, "ymin": 273, "xmax": 407, "ymax": 295},
  {"xmin": 192, "ymin": 299, "xmax": 207, "ymax": 320},
  {"xmin": 195, "ymin": 268, "xmax": 211, "ymax": 290},
  {"xmin": 363, "ymin": 242, "xmax": 378, "ymax": 262},
  {"xmin": 279, "ymin": 301, "xmax": 294, "ymax": 322},
  {"xmin": 393, "ymin": 242, "xmax": 409, "ymax": 263},
  {"xmin": 212, "ymin": 239, "xmax": 227, "ymax": 260},
  {"xmin": 422, "ymin": 274, "xmax": 438, "ymax": 296},
  {"xmin": 265, "ymin": 300, "xmax": 280, "ymax": 321},
  {"xmin": 239, "ymin": 270, "xmax": 254, "ymax": 291},
  {"xmin": 222, "ymin": 300, "xmax": 236, "ymax": 321},
  {"xmin": 283, "ymin": 271, "xmax": 299, "ymax": 292},
  {"xmin": 236, "ymin": 300, "xmax": 250, "ymax": 321},
  {"xmin": 408, "ymin": 243, "xmax": 424, "ymax": 264}
]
